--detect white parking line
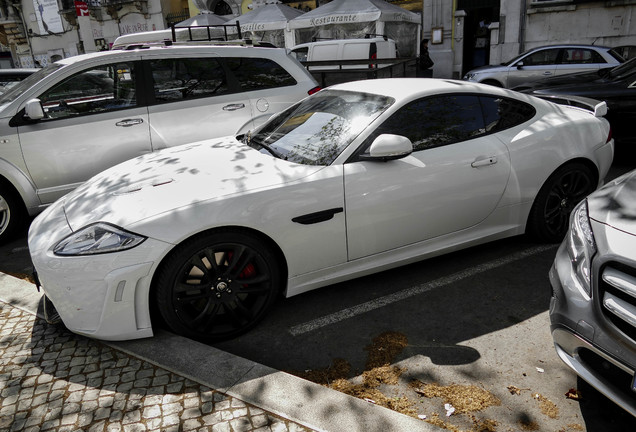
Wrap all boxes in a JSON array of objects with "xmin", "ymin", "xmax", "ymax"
[{"xmin": 289, "ymin": 244, "xmax": 557, "ymax": 336}]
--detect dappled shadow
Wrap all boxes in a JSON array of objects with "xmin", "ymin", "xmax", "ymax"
[
  {"xmin": 587, "ymin": 168, "xmax": 636, "ymax": 224},
  {"xmin": 0, "ymin": 303, "xmax": 304, "ymax": 432},
  {"xmin": 215, "ymin": 236, "xmax": 554, "ymax": 372},
  {"xmin": 46, "ymin": 137, "xmax": 319, "ymax": 235}
]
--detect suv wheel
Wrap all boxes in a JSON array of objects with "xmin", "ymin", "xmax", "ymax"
[{"xmin": 0, "ymin": 182, "xmax": 26, "ymax": 243}]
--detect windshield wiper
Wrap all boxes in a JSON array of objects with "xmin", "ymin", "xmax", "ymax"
[{"xmin": 249, "ymin": 135, "xmax": 287, "ymax": 160}]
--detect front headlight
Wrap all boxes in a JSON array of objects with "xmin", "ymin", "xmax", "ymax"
[
  {"xmin": 565, "ymin": 200, "xmax": 597, "ymax": 296},
  {"xmin": 54, "ymin": 223, "xmax": 146, "ymax": 256},
  {"xmin": 463, "ymin": 73, "xmax": 476, "ymax": 80}
]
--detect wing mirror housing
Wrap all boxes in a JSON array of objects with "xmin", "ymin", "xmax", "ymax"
[
  {"xmin": 516, "ymin": 61, "xmax": 525, "ymax": 69},
  {"xmin": 24, "ymin": 99, "xmax": 45, "ymax": 120},
  {"xmin": 360, "ymin": 134, "xmax": 413, "ymax": 161}
]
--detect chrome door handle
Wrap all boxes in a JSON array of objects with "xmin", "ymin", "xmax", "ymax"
[
  {"xmin": 223, "ymin": 103, "xmax": 245, "ymax": 111},
  {"xmin": 116, "ymin": 118, "xmax": 144, "ymax": 127},
  {"xmin": 542, "ymin": 71, "xmax": 553, "ymax": 76},
  {"xmin": 471, "ymin": 156, "xmax": 498, "ymax": 168}
]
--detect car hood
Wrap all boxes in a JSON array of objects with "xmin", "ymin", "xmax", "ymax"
[
  {"xmin": 588, "ymin": 170, "xmax": 636, "ymax": 236},
  {"xmin": 63, "ymin": 137, "xmax": 324, "ymax": 231},
  {"xmin": 466, "ymin": 64, "xmax": 505, "ymax": 74}
]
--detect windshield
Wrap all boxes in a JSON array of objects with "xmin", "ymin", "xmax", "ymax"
[
  {"xmin": 0, "ymin": 63, "xmax": 64, "ymax": 105},
  {"xmin": 248, "ymin": 89, "xmax": 394, "ymax": 165},
  {"xmin": 503, "ymin": 50, "xmax": 531, "ymax": 66},
  {"xmin": 608, "ymin": 57, "xmax": 636, "ymax": 80}
]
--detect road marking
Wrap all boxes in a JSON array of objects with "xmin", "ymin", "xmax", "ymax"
[{"xmin": 289, "ymin": 244, "xmax": 557, "ymax": 336}]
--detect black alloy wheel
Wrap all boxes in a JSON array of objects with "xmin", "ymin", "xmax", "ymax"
[
  {"xmin": 155, "ymin": 231, "xmax": 280, "ymax": 342},
  {"xmin": 528, "ymin": 162, "xmax": 596, "ymax": 243}
]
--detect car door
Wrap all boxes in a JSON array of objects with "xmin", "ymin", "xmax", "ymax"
[
  {"xmin": 16, "ymin": 60, "xmax": 151, "ymax": 204},
  {"xmin": 508, "ymin": 48, "xmax": 560, "ymax": 88},
  {"xmin": 604, "ymin": 74, "xmax": 636, "ymax": 145},
  {"xmin": 145, "ymin": 55, "xmax": 255, "ymax": 150},
  {"xmin": 344, "ymin": 94, "xmax": 511, "ymax": 260},
  {"xmin": 555, "ymin": 47, "xmax": 606, "ymax": 76}
]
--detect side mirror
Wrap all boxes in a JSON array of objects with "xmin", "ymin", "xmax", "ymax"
[
  {"xmin": 24, "ymin": 99, "xmax": 45, "ymax": 120},
  {"xmin": 516, "ymin": 61, "xmax": 525, "ymax": 69},
  {"xmin": 360, "ymin": 134, "xmax": 413, "ymax": 161}
]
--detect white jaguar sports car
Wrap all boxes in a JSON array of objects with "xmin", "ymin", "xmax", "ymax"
[{"xmin": 28, "ymin": 79, "xmax": 614, "ymax": 342}]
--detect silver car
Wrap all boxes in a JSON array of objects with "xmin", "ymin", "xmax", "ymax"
[
  {"xmin": 549, "ymin": 169, "xmax": 636, "ymax": 417},
  {"xmin": 0, "ymin": 44, "xmax": 319, "ymax": 243},
  {"xmin": 464, "ymin": 44, "xmax": 623, "ymax": 88}
]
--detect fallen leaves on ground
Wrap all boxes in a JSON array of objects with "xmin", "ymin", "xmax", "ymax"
[
  {"xmin": 290, "ymin": 331, "xmax": 416, "ymax": 416},
  {"xmin": 534, "ymin": 393, "xmax": 559, "ymax": 419},
  {"xmin": 411, "ymin": 381, "xmax": 501, "ymax": 414},
  {"xmin": 564, "ymin": 388, "xmax": 582, "ymax": 401}
]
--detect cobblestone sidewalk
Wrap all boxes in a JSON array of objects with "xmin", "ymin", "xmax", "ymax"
[{"xmin": 0, "ymin": 301, "xmax": 314, "ymax": 432}]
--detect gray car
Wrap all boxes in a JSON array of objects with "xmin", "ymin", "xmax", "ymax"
[
  {"xmin": 464, "ymin": 44, "xmax": 623, "ymax": 88},
  {"xmin": 549, "ymin": 169, "xmax": 636, "ymax": 417}
]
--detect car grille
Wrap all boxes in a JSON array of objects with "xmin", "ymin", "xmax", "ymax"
[
  {"xmin": 600, "ymin": 262, "xmax": 636, "ymax": 342},
  {"xmin": 578, "ymin": 348, "xmax": 635, "ymax": 395}
]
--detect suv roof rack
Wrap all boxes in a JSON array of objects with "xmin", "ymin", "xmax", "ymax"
[
  {"xmin": 170, "ymin": 22, "xmax": 242, "ymax": 43},
  {"xmin": 113, "ymin": 22, "xmax": 280, "ymax": 50}
]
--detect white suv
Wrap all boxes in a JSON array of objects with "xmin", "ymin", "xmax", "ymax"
[{"xmin": 0, "ymin": 44, "xmax": 319, "ymax": 243}]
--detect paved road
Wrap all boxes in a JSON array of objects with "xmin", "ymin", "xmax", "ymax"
[{"xmin": 1, "ymin": 159, "xmax": 635, "ymax": 431}]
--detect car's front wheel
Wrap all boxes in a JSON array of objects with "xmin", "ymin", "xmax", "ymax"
[
  {"xmin": 155, "ymin": 231, "xmax": 281, "ymax": 342},
  {"xmin": 0, "ymin": 181, "xmax": 26, "ymax": 244},
  {"xmin": 527, "ymin": 162, "xmax": 596, "ymax": 243}
]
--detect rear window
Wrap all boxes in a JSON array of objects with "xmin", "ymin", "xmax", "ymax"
[
  {"xmin": 226, "ymin": 58, "xmax": 297, "ymax": 91},
  {"xmin": 291, "ymin": 47, "xmax": 308, "ymax": 62},
  {"xmin": 480, "ymin": 96, "xmax": 536, "ymax": 132},
  {"xmin": 560, "ymin": 48, "xmax": 605, "ymax": 64}
]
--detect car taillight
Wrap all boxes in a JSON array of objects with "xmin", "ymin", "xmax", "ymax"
[
  {"xmin": 606, "ymin": 127, "xmax": 612, "ymax": 143},
  {"xmin": 308, "ymin": 86, "xmax": 321, "ymax": 95},
  {"xmin": 370, "ymin": 52, "xmax": 377, "ymax": 69}
]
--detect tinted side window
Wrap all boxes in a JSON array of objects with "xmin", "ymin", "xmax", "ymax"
[
  {"xmin": 226, "ymin": 58, "xmax": 297, "ymax": 91},
  {"xmin": 371, "ymin": 95, "xmax": 485, "ymax": 151},
  {"xmin": 39, "ymin": 62, "xmax": 137, "ymax": 120},
  {"xmin": 150, "ymin": 57, "xmax": 229, "ymax": 103},
  {"xmin": 560, "ymin": 48, "xmax": 605, "ymax": 64},
  {"xmin": 480, "ymin": 96, "xmax": 536, "ymax": 132},
  {"xmin": 522, "ymin": 49, "xmax": 559, "ymax": 66}
]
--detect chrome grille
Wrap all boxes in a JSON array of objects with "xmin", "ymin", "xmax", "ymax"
[{"xmin": 601, "ymin": 264, "xmax": 636, "ymax": 341}]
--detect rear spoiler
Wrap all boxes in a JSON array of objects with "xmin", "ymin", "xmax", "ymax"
[{"xmin": 534, "ymin": 94, "xmax": 608, "ymax": 117}]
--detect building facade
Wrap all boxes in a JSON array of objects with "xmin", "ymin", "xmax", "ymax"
[
  {"xmin": 0, "ymin": 0, "xmax": 634, "ymax": 72},
  {"xmin": 0, "ymin": 0, "xmax": 191, "ymax": 67},
  {"xmin": 423, "ymin": 0, "xmax": 636, "ymax": 79}
]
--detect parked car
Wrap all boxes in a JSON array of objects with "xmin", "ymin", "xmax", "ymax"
[
  {"xmin": 516, "ymin": 58, "xmax": 636, "ymax": 147},
  {"xmin": 463, "ymin": 44, "xmax": 623, "ymax": 88},
  {"xmin": 0, "ymin": 44, "xmax": 319, "ymax": 243},
  {"xmin": 290, "ymin": 36, "xmax": 398, "ymax": 70},
  {"xmin": 0, "ymin": 68, "xmax": 38, "ymax": 95},
  {"xmin": 549, "ymin": 169, "xmax": 636, "ymax": 417},
  {"xmin": 29, "ymin": 78, "xmax": 614, "ymax": 343}
]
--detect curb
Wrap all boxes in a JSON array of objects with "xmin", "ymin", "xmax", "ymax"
[{"xmin": 0, "ymin": 272, "xmax": 440, "ymax": 432}]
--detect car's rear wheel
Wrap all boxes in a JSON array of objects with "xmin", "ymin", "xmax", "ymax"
[
  {"xmin": 527, "ymin": 162, "xmax": 596, "ymax": 243},
  {"xmin": 0, "ymin": 181, "xmax": 26, "ymax": 244},
  {"xmin": 155, "ymin": 231, "xmax": 280, "ymax": 342}
]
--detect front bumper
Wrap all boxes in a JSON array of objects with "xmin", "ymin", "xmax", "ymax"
[
  {"xmin": 549, "ymin": 241, "xmax": 636, "ymax": 417},
  {"xmin": 28, "ymin": 199, "xmax": 172, "ymax": 341}
]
